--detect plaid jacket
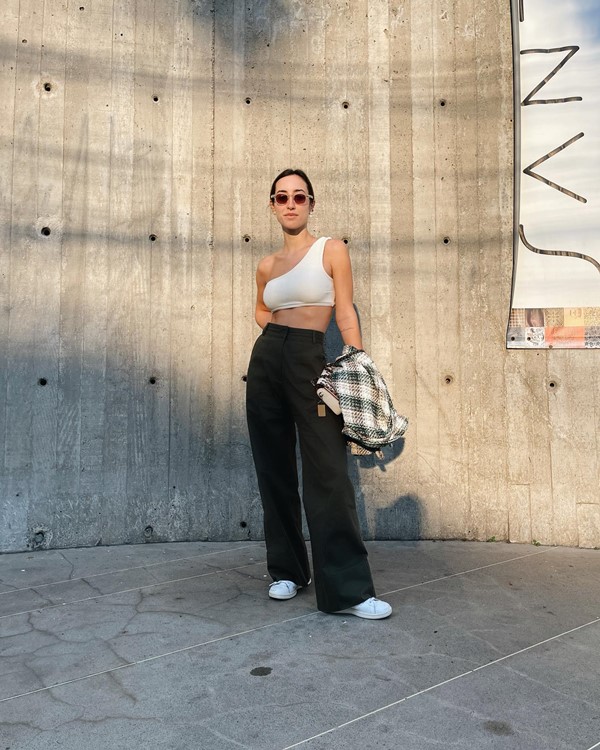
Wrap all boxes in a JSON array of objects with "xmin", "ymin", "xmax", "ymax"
[{"xmin": 316, "ymin": 346, "xmax": 408, "ymax": 453}]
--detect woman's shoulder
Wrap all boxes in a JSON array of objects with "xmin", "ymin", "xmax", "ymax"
[
  {"xmin": 256, "ymin": 252, "xmax": 277, "ymax": 281},
  {"xmin": 323, "ymin": 237, "xmax": 351, "ymax": 262},
  {"xmin": 323, "ymin": 237, "xmax": 347, "ymax": 252}
]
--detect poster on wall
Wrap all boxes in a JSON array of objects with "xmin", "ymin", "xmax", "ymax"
[{"xmin": 508, "ymin": 0, "xmax": 600, "ymax": 348}]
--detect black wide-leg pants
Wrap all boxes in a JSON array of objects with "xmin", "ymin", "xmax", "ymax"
[{"xmin": 246, "ymin": 323, "xmax": 376, "ymax": 613}]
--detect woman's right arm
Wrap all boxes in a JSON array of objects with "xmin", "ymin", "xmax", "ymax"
[{"xmin": 255, "ymin": 259, "xmax": 273, "ymax": 329}]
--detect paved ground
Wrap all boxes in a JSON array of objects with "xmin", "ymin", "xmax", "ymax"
[{"xmin": 0, "ymin": 540, "xmax": 599, "ymax": 749}]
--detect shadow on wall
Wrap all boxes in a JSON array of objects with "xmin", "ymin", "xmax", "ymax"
[
  {"xmin": 330, "ymin": 305, "xmax": 417, "ymax": 539},
  {"xmin": 0, "ymin": 0, "xmax": 314, "ymax": 87},
  {"xmin": 2, "ymin": 231, "xmax": 415, "ymax": 552},
  {"xmin": 375, "ymin": 494, "xmax": 422, "ymax": 540},
  {"xmin": 0, "ymin": 331, "xmax": 264, "ymax": 552},
  {"xmin": 2, "ymin": 0, "xmax": 420, "ymax": 551},
  {"xmin": 348, "ymin": 441, "xmax": 420, "ymax": 541}
]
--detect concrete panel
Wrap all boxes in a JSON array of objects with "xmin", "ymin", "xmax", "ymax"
[{"xmin": 0, "ymin": 0, "xmax": 598, "ymax": 551}]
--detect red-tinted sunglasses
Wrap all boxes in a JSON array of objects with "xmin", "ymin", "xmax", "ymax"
[{"xmin": 271, "ymin": 192, "xmax": 313, "ymax": 206}]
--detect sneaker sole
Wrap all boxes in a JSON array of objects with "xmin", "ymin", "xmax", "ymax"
[
  {"xmin": 268, "ymin": 579, "xmax": 310, "ymax": 601},
  {"xmin": 337, "ymin": 607, "xmax": 392, "ymax": 620},
  {"xmin": 268, "ymin": 590, "xmax": 298, "ymax": 600}
]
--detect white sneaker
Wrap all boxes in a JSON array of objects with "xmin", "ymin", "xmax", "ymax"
[
  {"xmin": 268, "ymin": 580, "xmax": 300, "ymax": 600},
  {"xmin": 336, "ymin": 597, "xmax": 392, "ymax": 620}
]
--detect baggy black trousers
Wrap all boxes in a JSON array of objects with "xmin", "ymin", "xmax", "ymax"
[{"xmin": 246, "ymin": 323, "xmax": 376, "ymax": 613}]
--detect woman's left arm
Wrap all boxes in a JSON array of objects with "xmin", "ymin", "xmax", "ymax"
[{"xmin": 327, "ymin": 239, "xmax": 363, "ymax": 349}]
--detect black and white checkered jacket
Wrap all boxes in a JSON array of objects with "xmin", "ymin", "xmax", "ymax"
[{"xmin": 316, "ymin": 346, "xmax": 408, "ymax": 453}]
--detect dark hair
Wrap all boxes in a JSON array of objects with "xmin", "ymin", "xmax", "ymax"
[{"xmin": 269, "ymin": 169, "xmax": 315, "ymax": 203}]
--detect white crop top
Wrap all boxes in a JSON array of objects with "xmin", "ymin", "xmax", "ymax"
[{"xmin": 263, "ymin": 236, "xmax": 335, "ymax": 312}]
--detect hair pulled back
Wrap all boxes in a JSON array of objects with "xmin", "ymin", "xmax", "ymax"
[{"xmin": 269, "ymin": 169, "xmax": 315, "ymax": 203}]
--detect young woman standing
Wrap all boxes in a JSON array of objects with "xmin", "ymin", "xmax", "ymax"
[{"xmin": 245, "ymin": 168, "xmax": 391, "ymax": 619}]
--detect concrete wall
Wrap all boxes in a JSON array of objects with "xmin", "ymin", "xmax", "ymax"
[{"xmin": 1, "ymin": 0, "xmax": 598, "ymax": 552}]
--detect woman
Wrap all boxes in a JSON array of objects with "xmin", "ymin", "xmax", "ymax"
[{"xmin": 246, "ymin": 168, "xmax": 391, "ymax": 619}]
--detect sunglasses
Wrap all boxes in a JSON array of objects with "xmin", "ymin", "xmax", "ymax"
[{"xmin": 271, "ymin": 192, "xmax": 313, "ymax": 206}]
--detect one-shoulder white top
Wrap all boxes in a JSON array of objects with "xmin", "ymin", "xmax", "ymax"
[{"xmin": 262, "ymin": 237, "xmax": 335, "ymax": 313}]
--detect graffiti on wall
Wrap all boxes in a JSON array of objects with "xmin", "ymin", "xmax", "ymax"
[{"xmin": 508, "ymin": 0, "xmax": 600, "ymax": 348}]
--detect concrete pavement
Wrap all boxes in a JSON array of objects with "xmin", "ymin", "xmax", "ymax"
[{"xmin": 1, "ymin": 540, "xmax": 599, "ymax": 749}]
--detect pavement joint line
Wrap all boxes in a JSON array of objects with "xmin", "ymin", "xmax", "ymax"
[
  {"xmin": 0, "ymin": 543, "xmax": 264, "ymax": 596},
  {"xmin": 1, "ymin": 545, "xmax": 551, "ymax": 621},
  {"xmin": 0, "ymin": 546, "xmax": 558, "ymax": 621},
  {"xmin": 0, "ymin": 561, "xmax": 265, "ymax": 620},
  {"xmin": 381, "ymin": 547, "xmax": 554, "ymax": 597},
  {"xmin": 0, "ymin": 541, "xmax": 550, "ymax": 598},
  {"xmin": 0, "ymin": 610, "xmax": 317, "ymax": 705},
  {"xmin": 0, "ymin": 545, "xmax": 593, "ymax": 706},
  {"xmin": 278, "ymin": 616, "xmax": 600, "ymax": 750},
  {"xmin": 1, "ymin": 577, "xmax": 597, "ymax": 715},
  {"xmin": 0, "ymin": 543, "xmax": 551, "ymax": 600}
]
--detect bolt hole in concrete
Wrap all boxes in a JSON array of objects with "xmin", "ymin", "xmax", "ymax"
[
  {"xmin": 148, "ymin": 377, "xmax": 157, "ymax": 385},
  {"xmin": 439, "ymin": 98, "xmax": 447, "ymax": 107},
  {"xmin": 548, "ymin": 380, "xmax": 558, "ymax": 389},
  {"xmin": 243, "ymin": 234, "xmax": 251, "ymax": 242},
  {"xmin": 44, "ymin": 82, "xmax": 52, "ymax": 91},
  {"xmin": 153, "ymin": 95, "xmax": 159, "ymax": 102},
  {"xmin": 342, "ymin": 100, "xmax": 350, "ymax": 109},
  {"xmin": 342, "ymin": 237, "xmax": 349, "ymax": 245},
  {"xmin": 250, "ymin": 667, "xmax": 272, "ymax": 676},
  {"xmin": 443, "ymin": 236, "xmax": 451, "ymax": 245},
  {"xmin": 444, "ymin": 375, "xmax": 454, "ymax": 385},
  {"xmin": 245, "ymin": 97, "xmax": 251, "ymax": 104},
  {"xmin": 38, "ymin": 378, "xmax": 48, "ymax": 386},
  {"xmin": 149, "ymin": 234, "xmax": 157, "ymax": 241},
  {"xmin": 144, "ymin": 526, "xmax": 153, "ymax": 538},
  {"xmin": 41, "ymin": 226, "xmax": 51, "ymax": 236},
  {"xmin": 240, "ymin": 521, "xmax": 247, "ymax": 528}
]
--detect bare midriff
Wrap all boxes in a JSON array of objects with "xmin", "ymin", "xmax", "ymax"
[{"xmin": 271, "ymin": 305, "xmax": 333, "ymax": 333}]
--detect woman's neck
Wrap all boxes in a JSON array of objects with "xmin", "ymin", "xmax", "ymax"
[{"xmin": 281, "ymin": 228, "xmax": 314, "ymax": 253}]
